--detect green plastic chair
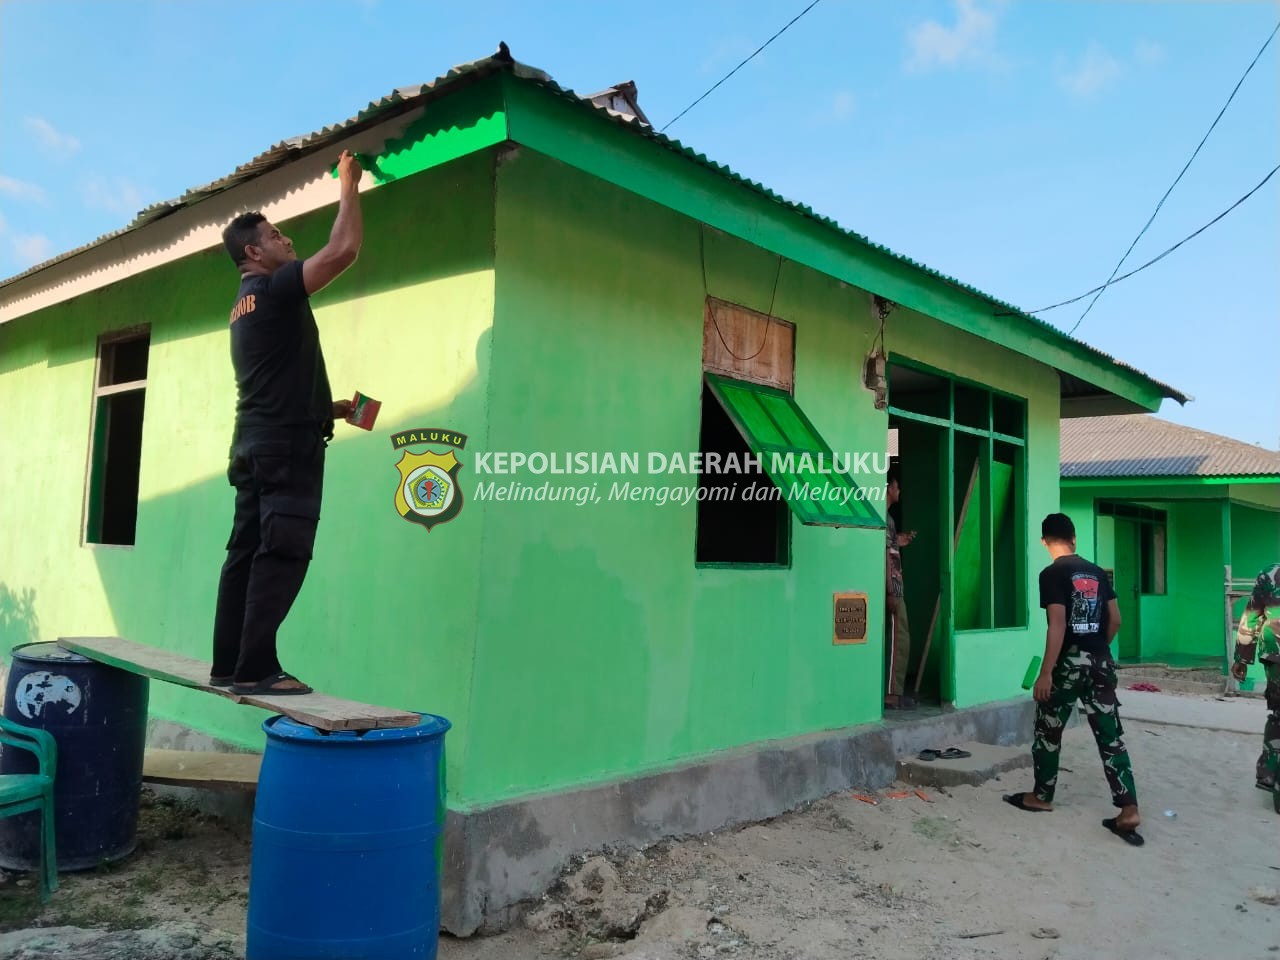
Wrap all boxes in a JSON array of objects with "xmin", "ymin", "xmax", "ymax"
[{"xmin": 0, "ymin": 716, "xmax": 58, "ymax": 902}]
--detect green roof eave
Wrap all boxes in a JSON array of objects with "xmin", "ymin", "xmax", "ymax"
[
  {"xmin": 356, "ymin": 75, "xmax": 509, "ymax": 185},
  {"xmin": 499, "ymin": 72, "xmax": 1175, "ymax": 412}
]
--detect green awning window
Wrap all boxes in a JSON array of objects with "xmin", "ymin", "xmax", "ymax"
[{"xmin": 705, "ymin": 373, "xmax": 884, "ymax": 529}]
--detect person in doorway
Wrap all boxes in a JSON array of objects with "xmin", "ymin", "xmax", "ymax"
[
  {"xmin": 1230, "ymin": 563, "xmax": 1280, "ymax": 814},
  {"xmin": 1003, "ymin": 513, "xmax": 1144, "ymax": 846},
  {"xmin": 884, "ymin": 466, "xmax": 918, "ymax": 710},
  {"xmin": 209, "ymin": 150, "xmax": 364, "ymax": 696}
]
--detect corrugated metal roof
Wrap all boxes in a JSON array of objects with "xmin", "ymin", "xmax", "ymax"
[
  {"xmin": 0, "ymin": 44, "xmax": 1187, "ymax": 404},
  {"xmin": 0, "ymin": 45, "xmax": 534, "ymax": 291},
  {"xmin": 1061, "ymin": 414, "xmax": 1280, "ymax": 479}
]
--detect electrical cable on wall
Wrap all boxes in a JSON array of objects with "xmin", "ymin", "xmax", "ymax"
[{"xmin": 701, "ymin": 224, "xmax": 784, "ymax": 362}]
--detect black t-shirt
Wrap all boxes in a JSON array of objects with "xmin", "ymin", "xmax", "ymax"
[
  {"xmin": 228, "ymin": 260, "xmax": 332, "ymax": 434},
  {"xmin": 1038, "ymin": 554, "xmax": 1116, "ymax": 655}
]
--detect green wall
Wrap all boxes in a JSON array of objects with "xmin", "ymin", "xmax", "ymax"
[
  {"xmin": 454, "ymin": 144, "xmax": 1070, "ymax": 802},
  {"xmin": 0, "ymin": 151, "xmax": 498, "ymax": 798},
  {"xmin": 1060, "ymin": 488, "xmax": 1095, "ymax": 557},
  {"xmin": 467, "ymin": 146, "xmax": 891, "ymax": 803},
  {"xmin": 1230, "ymin": 502, "xmax": 1280, "ymax": 577}
]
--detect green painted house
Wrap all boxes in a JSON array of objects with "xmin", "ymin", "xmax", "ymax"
[
  {"xmin": 0, "ymin": 48, "xmax": 1186, "ymax": 929},
  {"xmin": 1061, "ymin": 414, "xmax": 1280, "ymax": 686}
]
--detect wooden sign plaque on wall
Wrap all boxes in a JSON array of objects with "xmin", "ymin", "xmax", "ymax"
[{"xmin": 833, "ymin": 592, "xmax": 869, "ymax": 645}]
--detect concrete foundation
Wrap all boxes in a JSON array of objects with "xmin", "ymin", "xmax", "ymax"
[
  {"xmin": 440, "ymin": 696, "xmax": 1036, "ymax": 935},
  {"xmin": 142, "ymin": 699, "xmax": 1039, "ymax": 936}
]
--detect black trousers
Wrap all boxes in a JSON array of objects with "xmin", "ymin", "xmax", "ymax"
[{"xmin": 212, "ymin": 427, "xmax": 325, "ymax": 683}]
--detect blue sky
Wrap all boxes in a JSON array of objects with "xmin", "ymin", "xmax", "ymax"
[{"xmin": 2, "ymin": 1, "xmax": 1277, "ymax": 446}]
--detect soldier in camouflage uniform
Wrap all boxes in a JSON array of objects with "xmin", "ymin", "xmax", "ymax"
[
  {"xmin": 1231, "ymin": 563, "xmax": 1280, "ymax": 815},
  {"xmin": 1004, "ymin": 513, "xmax": 1143, "ymax": 846}
]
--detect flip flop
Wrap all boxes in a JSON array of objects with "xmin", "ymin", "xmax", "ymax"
[
  {"xmin": 209, "ymin": 675, "xmax": 234, "ymax": 688},
  {"xmin": 231, "ymin": 672, "xmax": 314, "ymax": 696},
  {"xmin": 938, "ymin": 748, "xmax": 972, "ymax": 760},
  {"xmin": 917, "ymin": 749, "xmax": 941, "ymax": 761},
  {"xmin": 1102, "ymin": 817, "xmax": 1145, "ymax": 847},
  {"xmin": 1002, "ymin": 793, "xmax": 1049, "ymax": 813}
]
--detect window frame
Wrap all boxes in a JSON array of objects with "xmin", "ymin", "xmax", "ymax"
[
  {"xmin": 82, "ymin": 325, "xmax": 151, "ymax": 548},
  {"xmin": 886, "ymin": 357, "xmax": 1029, "ymax": 631}
]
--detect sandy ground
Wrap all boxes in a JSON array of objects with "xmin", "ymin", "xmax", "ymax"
[
  {"xmin": 444, "ymin": 717, "xmax": 1280, "ymax": 960},
  {"xmin": 0, "ymin": 791, "xmax": 249, "ymax": 941},
  {"xmin": 2, "ymin": 706, "xmax": 1278, "ymax": 959}
]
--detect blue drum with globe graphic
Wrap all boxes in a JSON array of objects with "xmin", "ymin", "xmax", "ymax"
[{"xmin": 0, "ymin": 642, "xmax": 149, "ymax": 871}]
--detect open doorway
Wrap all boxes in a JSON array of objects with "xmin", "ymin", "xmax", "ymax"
[
  {"xmin": 886, "ymin": 364, "xmax": 951, "ymax": 706},
  {"xmin": 889, "ymin": 418, "xmax": 950, "ymax": 704},
  {"xmin": 1095, "ymin": 501, "xmax": 1168, "ymax": 661},
  {"xmin": 886, "ymin": 361, "xmax": 1029, "ymax": 708}
]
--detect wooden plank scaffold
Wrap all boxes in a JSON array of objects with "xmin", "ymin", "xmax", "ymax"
[
  {"xmin": 143, "ymin": 748, "xmax": 261, "ymax": 792},
  {"xmin": 58, "ymin": 636, "xmax": 418, "ymax": 732}
]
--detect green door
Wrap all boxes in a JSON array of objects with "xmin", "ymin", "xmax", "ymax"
[{"xmin": 1112, "ymin": 519, "xmax": 1141, "ymax": 660}]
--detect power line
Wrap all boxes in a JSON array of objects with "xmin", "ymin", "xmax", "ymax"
[
  {"xmin": 1067, "ymin": 18, "xmax": 1280, "ymax": 336},
  {"xmin": 661, "ymin": 0, "xmax": 823, "ymax": 134},
  {"xmin": 1023, "ymin": 162, "xmax": 1280, "ymax": 316}
]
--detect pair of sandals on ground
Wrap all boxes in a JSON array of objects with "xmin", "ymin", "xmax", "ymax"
[
  {"xmin": 916, "ymin": 747, "xmax": 972, "ymax": 761},
  {"xmin": 1002, "ymin": 792, "xmax": 1145, "ymax": 847},
  {"xmin": 209, "ymin": 671, "xmax": 312, "ymax": 696}
]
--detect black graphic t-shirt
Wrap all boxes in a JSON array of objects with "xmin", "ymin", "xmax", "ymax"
[
  {"xmin": 228, "ymin": 259, "xmax": 333, "ymax": 435},
  {"xmin": 1038, "ymin": 554, "xmax": 1116, "ymax": 655}
]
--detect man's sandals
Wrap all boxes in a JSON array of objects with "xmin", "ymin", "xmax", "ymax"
[
  {"xmin": 229, "ymin": 672, "xmax": 314, "ymax": 696},
  {"xmin": 1004, "ymin": 793, "xmax": 1145, "ymax": 845},
  {"xmin": 1002, "ymin": 793, "xmax": 1049, "ymax": 813},
  {"xmin": 1101, "ymin": 817, "xmax": 1145, "ymax": 847}
]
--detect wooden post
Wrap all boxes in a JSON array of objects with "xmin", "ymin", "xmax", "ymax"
[{"xmin": 1224, "ymin": 565, "xmax": 1235, "ymax": 694}]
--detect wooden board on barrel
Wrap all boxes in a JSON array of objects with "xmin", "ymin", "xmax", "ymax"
[{"xmin": 58, "ymin": 636, "xmax": 418, "ymax": 732}]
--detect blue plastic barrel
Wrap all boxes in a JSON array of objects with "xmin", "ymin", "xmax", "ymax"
[
  {"xmin": 247, "ymin": 713, "xmax": 451, "ymax": 960},
  {"xmin": 0, "ymin": 642, "xmax": 149, "ymax": 871}
]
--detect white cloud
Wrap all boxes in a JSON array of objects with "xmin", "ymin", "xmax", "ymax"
[
  {"xmin": 24, "ymin": 117, "xmax": 81, "ymax": 157},
  {"xmin": 1135, "ymin": 39, "xmax": 1166, "ymax": 66},
  {"xmin": 0, "ymin": 213, "xmax": 54, "ymax": 268},
  {"xmin": 0, "ymin": 174, "xmax": 45, "ymax": 203},
  {"xmin": 11, "ymin": 233, "xmax": 53, "ymax": 266},
  {"xmin": 1058, "ymin": 41, "xmax": 1123, "ymax": 97},
  {"xmin": 906, "ymin": 0, "xmax": 999, "ymax": 71},
  {"xmin": 831, "ymin": 90, "xmax": 856, "ymax": 121},
  {"xmin": 81, "ymin": 175, "xmax": 147, "ymax": 217}
]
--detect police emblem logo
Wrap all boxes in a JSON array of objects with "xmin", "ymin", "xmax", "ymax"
[{"xmin": 390, "ymin": 429, "xmax": 467, "ymax": 532}]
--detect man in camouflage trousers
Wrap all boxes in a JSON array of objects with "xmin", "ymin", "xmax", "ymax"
[
  {"xmin": 1003, "ymin": 513, "xmax": 1143, "ymax": 846},
  {"xmin": 1231, "ymin": 563, "xmax": 1280, "ymax": 815}
]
